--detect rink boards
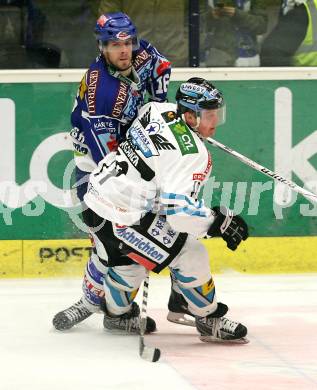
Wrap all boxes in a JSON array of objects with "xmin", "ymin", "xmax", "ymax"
[
  {"xmin": 1, "ymin": 68, "xmax": 317, "ymax": 277},
  {"xmin": 1, "ymin": 237, "xmax": 317, "ymax": 278}
]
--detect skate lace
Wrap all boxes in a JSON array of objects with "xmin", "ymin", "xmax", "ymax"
[
  {"xmin": 220, "ymin": 317, "xmax": 238, "ymax": 334},
  {"xmin": 64, "ymin": 300, "xmax": 90, "ymax": 322},
  {"xmin": 119, "ymin": 303, "xmax": 141, "ymax": 332},
  {"xmin": 120, "ymin": 316, "xmax": 140, "ymax": 332}
]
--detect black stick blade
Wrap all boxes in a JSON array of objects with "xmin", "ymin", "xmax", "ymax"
[{"xmin": 139, "ymin": 337, "xmax": 161, "ymax": 362}]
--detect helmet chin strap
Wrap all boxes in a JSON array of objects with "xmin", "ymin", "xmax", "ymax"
[{"xmin": 193, "ymin": 115, "xmax": 201, "ymax": 130}]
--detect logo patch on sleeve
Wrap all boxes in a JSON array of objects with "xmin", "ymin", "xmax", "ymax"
[{"xmin": 169, "ymin": 120, "xmax": 198, "ymax": 155}]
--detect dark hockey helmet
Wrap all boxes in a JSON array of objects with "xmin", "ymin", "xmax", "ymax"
[
  {"xmin": 176, "ymin": 77, "xmax": 226, "ymax": 125},
  {"xmin": 94, "ymin": 12, "xmax": 139, "ymax": 50}
]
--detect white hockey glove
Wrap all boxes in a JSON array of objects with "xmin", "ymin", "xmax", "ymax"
[{"xmin": 207, "ymin": 206, "xmax": 248, "ymax": 251}]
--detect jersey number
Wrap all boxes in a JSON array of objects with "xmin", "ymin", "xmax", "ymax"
[{"xmin": 156, "ymin": 74, "xmax": 170, "ymax": 94}]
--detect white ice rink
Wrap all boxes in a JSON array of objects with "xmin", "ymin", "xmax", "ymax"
[{"xmin": 0, "ymin": 274, "xmax": 317, "ymax": 390}]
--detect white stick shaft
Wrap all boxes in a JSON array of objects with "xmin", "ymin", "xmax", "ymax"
[
  {"xmin": 140, "ymin": 275, "xmax": 149, "ymax": 335},
  {"xmin": 206, "ymin": 137, "xmax": 317, "ymax": 204}
]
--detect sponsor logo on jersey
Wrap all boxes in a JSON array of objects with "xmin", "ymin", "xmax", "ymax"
[
  {"xmin": 161, "ymin": 111, "xmax": 177, "ymax": 123},
  {"xmin": 88, "ymin": 70, "xmax": 99, "ymax": 115},
  {"xmin": 114, "ymin": 225, "xmax": 168, "ymax": 263},
  {"xmin": 169, "ymin": 120, "xmax": 198, "ymax": 155},
  {"xmin": 133, "ymin": 50, "xmax": 151, "ymax": 71},
  {"xmin": 205, "ymin": 152, "xmax": 212, "ymax": 175},
  {"xmin": 93, "ymin": 118, "xmax": 116, "ymax": 133},
  {"xmin": 147, "ymin": 215, "xmax": 178, "ymax": 248},
  {"xmin": 193, "ymin": 173, "xmax": 206, "ymax": 181},
  {"xmin": 130, "ymin": 126, "xmax": 159, "ymax": 157},
  {"xmin": 119, "ymin": 140, "xmax": 139, "ymax": 167},
  {"xmin": 93, "ymin": 120, "xmax": 106, "ymax": 131},
  {"xmin": 73, "ymin": 142, "xmax": 88, "ymax": 156},
  {"xmin": 119, "ymin": 140, "xmax": 155, "ymax": 181},
  {"xmin": 112, "ymin": 82, "xmax": 129, "ymax": 118},
  {"xmin": 116, "ymin": 31, "xmax": 131, "ymax": 40},
  {"xmin": 70, "ymin": 127, "xmax": 85, "ymax": 143}
]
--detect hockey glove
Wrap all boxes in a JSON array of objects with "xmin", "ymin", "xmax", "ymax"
[{"xmin": 207, "ymin": 206, "xmax": 248, "ymax": 251}]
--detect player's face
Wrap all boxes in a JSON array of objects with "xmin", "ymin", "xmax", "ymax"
[
  {"xmin": 103, "ymin": 39, "xmax": 133, "ymax": 71},
  {"xmin": 197, "ymin": 109, "xmax": 220, "ymax": 138}
]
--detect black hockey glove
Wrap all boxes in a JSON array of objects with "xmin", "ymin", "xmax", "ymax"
[{"xmin": 207, "ymin": 206, "xmax": 248, "ymax": 251}]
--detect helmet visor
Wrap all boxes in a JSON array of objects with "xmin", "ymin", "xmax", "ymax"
[
  {"xmin": 200, "ymin": 105, "xmax": 226, "ymax": 127},
  {"xmin": 100, "ymin": 34, "xmax": 139, "ymax": 51}
]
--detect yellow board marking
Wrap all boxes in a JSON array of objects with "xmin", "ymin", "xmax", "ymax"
[
  {"xmin": 0, "ymin": 241, "xmax": 23, "ymax": 277},
  {"xmin": 23, "ymin": 239, "xmax": 91, "ymax": 278},
  {"xmin": 1, "ymin": 236, "xmax": 317, "ymax": 278}
]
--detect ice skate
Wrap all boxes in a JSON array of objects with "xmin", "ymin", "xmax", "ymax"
[
  {"xmin": 53, "ymin": 298, "xmax": 92, "ymax": 331},
  {"xmin": 196, "ymin": 312, "xmax": 248, "ymax": 344},
  {"xmin": 167, "ymin": 288, "xmax": 195, "ymax": 327},
  {"xmin": 103, "ymin": 302, "xmax": 156, "ymax": 334}
]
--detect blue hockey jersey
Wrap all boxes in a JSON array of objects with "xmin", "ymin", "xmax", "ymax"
[{"xmin": 70, "ymin": 39, "xmax": 171, "ymax": 175}]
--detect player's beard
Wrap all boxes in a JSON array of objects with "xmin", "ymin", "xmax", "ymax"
[
  {"xmin": 105, "ymin": 52, "xmax": 132, "ymax": 74},
  {"xmin": 117, "ymin": 61, "xmax": 132, "ymax": 72}
]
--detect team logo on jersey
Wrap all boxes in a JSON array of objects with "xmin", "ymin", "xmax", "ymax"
[
  {"xmin": 149, "ymin": 134, "xmax": 176, "ymax": 151},
  {"xmin": 169, "ymin": 121, "xmax": 198, "ymax": 156},
  {"xmin": 145, "ymin": 122, "xmax": 160, "ymax": 135},
  {"xmin": 139, "ymin": 107, "xmax": 151, "ymax": 129}
]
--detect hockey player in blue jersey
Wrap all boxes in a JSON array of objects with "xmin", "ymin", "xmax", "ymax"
[
  {"xmin": 71, "ymin": 12, "xmax": 171, "ymax": 198},
  {"xmin": 53, "ymin": 12, "xmax": 174, "ymax": 331}
]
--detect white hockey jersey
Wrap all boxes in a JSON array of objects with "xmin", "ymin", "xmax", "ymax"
[{"xmin": 84, "ymin": 102, "xmax": 216, "ymax": 238}]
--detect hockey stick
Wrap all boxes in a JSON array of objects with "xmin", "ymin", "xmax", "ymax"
[
  {"xmin": 139, "ymin": 274, "xmax": 161, "ymax": 362},
  {"xmin": 206, "ymin": 137, "xmax": 317, "ymax": 204}
]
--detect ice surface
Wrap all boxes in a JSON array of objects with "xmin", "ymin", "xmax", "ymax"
[{"xmin": 0, "ymin": 274, "xmax": 316, "ymax": 390}]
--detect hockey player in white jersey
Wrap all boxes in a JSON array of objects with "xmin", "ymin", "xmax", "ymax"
[{"xmin": 84, "ymin": 77, "xmax": 249, "ymax": 342}]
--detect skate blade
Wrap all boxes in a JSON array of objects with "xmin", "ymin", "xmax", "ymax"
[
  {"xmin": 199, "ymin": 335, "xmax": 250, "ymax": 344},
  {"xmin": 167, "ymin": 311, "xmax": 195, "ymax": 327},
  {"xmin": 104, "ymin": 328, "xmax": 157, "ymax": 335}
]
